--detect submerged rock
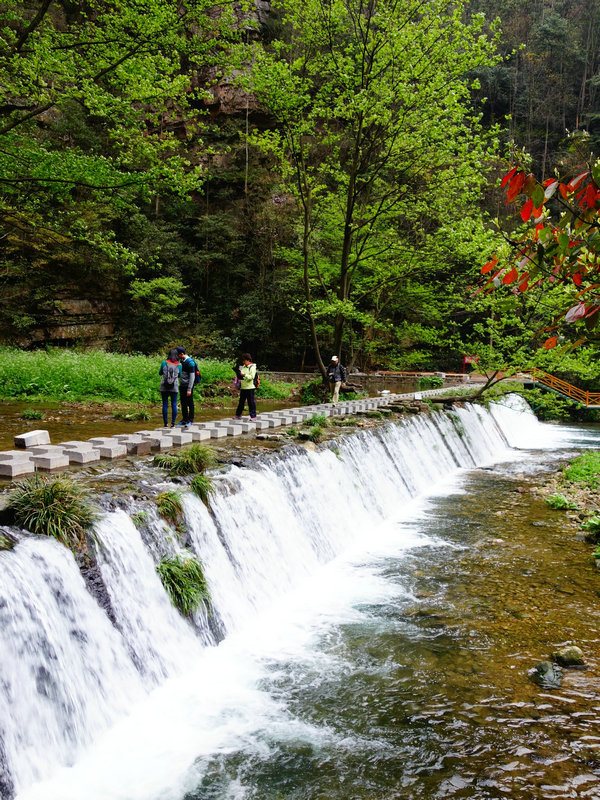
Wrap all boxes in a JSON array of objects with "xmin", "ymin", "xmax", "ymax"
[
  {"xmin": 528, "ymin": 660, "xmax": 563, "ymax": 688},
  {"xmin": 552, "ymin": 645, "xmax": 586, "ymax": 668}
]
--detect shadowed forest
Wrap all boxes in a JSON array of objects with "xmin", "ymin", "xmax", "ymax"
[{"xmin": 1, "ymin": 0, "xmax": 600, "ymax": 381}]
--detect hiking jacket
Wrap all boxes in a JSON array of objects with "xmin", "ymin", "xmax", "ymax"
[
  {"xmin": 159, "ymin": 359, "xmax": 181, "ymax": 392},
  {"xmin": 239, "ymin": 362, "xmax": 257, "ymax": 391},
  {"xmin": 179, "ymin": 356, "xmax": 197, "ymax": 391},
  {"xmin": 327, "ymin": 362, "xmax": 347, "ymax": 383}
]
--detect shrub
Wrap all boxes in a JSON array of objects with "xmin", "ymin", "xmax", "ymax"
[
  {"xmin": 545, "ymin": 493, "xmax": 578, "ymax": 511},
  {"xmin": 303, "ymin": 414, "xmax": 328, "ymax": 428},
  {"xmin": 256, "ymin": 378, "xmax": 294, "ymax": 399},
  {"xmin": 154, "ymin": 444, "xmax": 216, "ymax": 476},
  {"xmin": 308, "ymin": 425, "xmax": 324, "ymax": 443},
  {"xmin": 156, "ymin": 551, "xmax": 209, "ymax": 615},
  {"xmin": 582, "ymin": 516, "xmax": 600, "ymax": 542},
  {"xmin": 113, "ymin": 408, "xmax": 151, "ymax": 421},
  {"xmin": 190, "ymin": 474, "xmax": 214, "ymax": 505},
  {"xmin": 300, "ymin": 378, "xmax": 327, "ymax": 404},
  {"xmin": 155, "ymin": 490, "xmax": 184, "ymax": 527},
  {"xmin": 8, "ymin": 475, "xmax": 98, "ymax": 550},
  {"xmin": 20, "ymin": 409, "xmax": 44, "ymax": 420},
  {"xmin": 418, "ymin": 375, "xmax": 444, "ymax": 389}
]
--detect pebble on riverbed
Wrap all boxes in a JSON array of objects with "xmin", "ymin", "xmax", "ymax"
[
  {"xmin": 528, "ymin": 660, "xmax": 563, "ymax": 688},
  {"xmin": 552, "ymin": 644, "xmax": 587, "ymax": 669}
]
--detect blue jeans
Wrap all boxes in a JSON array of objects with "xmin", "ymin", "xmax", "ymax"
[{"xmin": 161, "ymin": 391, "xmax": 178, "ymax": 425}]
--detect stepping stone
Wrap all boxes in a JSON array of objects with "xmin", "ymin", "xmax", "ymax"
[
  {"xmin": 162, "ymin": 431, "xmax": 193, "ymax": 446},
  {"xmin": 207, "ymin": 427, "xmax": 227, "ymax": 439},
  {"xmin": 137, "ymin": 433, "xmax": 172, "ymax": 451},
  {"xmin": 253, "ymin": 419, "xmax": 273, "ymax": 431},
  {"xmin": 59, "ymin": 442, "xmax": 102, "ymax": 464},
  {"xmin": 0, "ymin": 459, "xmax": 35, "ymax": 478},
  {"xmin": 231, "ymin": 422, "xmax": 256, "ymax": 433},
  {"xmin": 88, "ymin": 438, "xmax": 128, "ymax": 459},
  {"xmin": 182, "ymin": 427, "xmax": 212, "ymax": 442},
  {"xmin": 224, "ymin": 426, "xmax": 244, "ymax": 436},
  {"xmin": 0, "ymin": 450, "xmax": 35, "ymax": 462},
  {"xmin": 31, "ymin": 452, "xmax": 70, "ymax": 471},
  {"xmin": 110, "ymin": 435, "xmax": 152, "ymax": 456},
  {"xmin": 14, "ymin": 430, "xmax": 51, "ymax": 449}
]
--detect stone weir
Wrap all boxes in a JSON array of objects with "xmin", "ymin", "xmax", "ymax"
[{"xmin": 0, "ymin": 388, "xmax": 459, "ymax": 479}]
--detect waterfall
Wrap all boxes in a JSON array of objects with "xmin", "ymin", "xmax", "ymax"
[{"xmin": 0, "ymin": 401, "xmax": 540, "ymax": 799}]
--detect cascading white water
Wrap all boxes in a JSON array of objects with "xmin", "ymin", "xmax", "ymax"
[{"xmin": 0, "ymin": 401, "xmax": 552, "ymax": 800}]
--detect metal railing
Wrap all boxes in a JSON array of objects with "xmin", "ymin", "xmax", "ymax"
[{"xmin": 518, "ymin": 369, "xmax": 600, "ymax": 407}]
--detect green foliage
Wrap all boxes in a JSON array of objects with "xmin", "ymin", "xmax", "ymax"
[
  {"xmin": 300, "ymin": 379, "xmax": 327, "ymax": 405},
  {"xmin": 582, "ymin": 516, "xmax": 600, "ymax": 540},
  {"xmin": 331, "ymin": 417, "xmax": 360, "ymax": 426},
  {"xmin": 303, "ymin": 414, "xmax": 328, "ymax": 428},
  {"xmin": 545, "ymin": 493, "xmax": 578, "ymax": 511},
  {"xmin": 418, "ymin": 376, "xmax": 444, "ymax": 390},
  {"xmin": 308, "ymin": 425, "xmax": 324, "ymax": 443},
  {"xmin": 0, "ymin": 348, "xmax": 236, "ymax": 403},
  {"xmin": 113, "ymin": 408, "xmax": 151, "ymax": 422},
  {"xmin": 562, "ymin": 452, "xmax": 600, "ymax": 490},
  {"xmin": 154, "ymin": 444, "xmax": 216, "ymax": 476},
  {"xmin": 154, "ymin": 490, "xmax": 184, "ymax": 527},
  {"xmin": 189, "ymin": 474, "xmax": 215, "ymax": 506},
  {"xmin": 156, "ymin": 551, "xmax": 209, "ymax": 616},
  {"xmin": 20, "ymin": 409, "xmax": 44, "ymax": 420},
  {"xmin": 255, "ymin": 379, "xmax": 294, "ymax": 400},
  {"xmin": 8, "ymin": 475, "xmax": 98, "ymax": 550},
  {"xmin": 131, "ymin": 511, "xmax": 149, "ymax": 529},
  {"xmin": 286, "ymin": 427, "xmax": 299, "ymax": 436},
  {"xmin": 0, "ymin": 532, "xmax": 16, "ymax": 551},
  {"xmin": 518, "ymin": 389, "xmax": 580, "ymax": 421}
]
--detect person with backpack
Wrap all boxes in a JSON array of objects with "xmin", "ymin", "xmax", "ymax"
[
  {"xmin": 176, "ymin": 346, "xmax": 200, "ymax": 427},
  {"xmin": 159, "ymin": 348, "xmax": 181, "ymax": 426},
  {"xmin": 326, "ymin": 354, "xmax": 347, "ymax": 406},
  {"xmin": 234, "ymin": 353, "xmax": 258, "ymax": 420}
]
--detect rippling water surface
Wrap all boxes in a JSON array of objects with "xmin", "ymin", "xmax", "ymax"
[{"xmin": 182, "ymin": 440, "xmax": 600, "ymax": 800}]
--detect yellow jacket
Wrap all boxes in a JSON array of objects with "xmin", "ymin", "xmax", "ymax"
[{"xmin": 239, "ymin": 363, "xmax": 257, "ymax": 390}]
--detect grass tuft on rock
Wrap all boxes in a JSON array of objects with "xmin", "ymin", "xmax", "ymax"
[
  {"xmin": 545, "ymin": 493, "xmax": 578, "ymax": 511},
  {"xmin": 303, "ymin": 414, "xmax": 328, "ymax": 428},
  {"xmin": 155, "ymin": 490, "xmax": 184, "ymax": 527},
  {"xmin": 154, "ymin": 444, "xmax": 216, "ymax": 476},
  {"xmin": 8, "ymin": 475, "xmax": 98, "ymax": 550},
  {"xmin": 189, "ymin": 474, "xmax": 215, "ymax": 506},
  {"xmin": 156, "ymin": 551, "xmax": 209, "ymax": 615}
]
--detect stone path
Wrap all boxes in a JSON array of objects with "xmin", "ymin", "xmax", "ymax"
[{"xmin": 0, "ymin": 387, "xmax": 464, "ymax": 479}]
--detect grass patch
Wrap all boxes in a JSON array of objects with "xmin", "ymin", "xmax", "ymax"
[
  {"xmin": 131, "ymin": 511, "xmax": 149, "ymax": 529},
  {"xmin": 562, "ymin": 452, "xmax": 600, "ymax": 490},
  {"xmin": 256, "ymin": 378, "xmax": 294, "ymax": 400},
  {"xmin": 156, "ymin": 551, "xmax": 209, "ymax": 615},
  {"xmin": 8, "ymin": 475, "xmax": 98, "ymax": 550},
  {"xmin": 189, "ymin": 474, "xmax": 215, "ymax": 505},
  {"xmin": 418, "ymin": 375, "xmax": 444, "ymax": 389},
  {"xmin": 20, "ymin": 409, "xmax": 44, "ymax": 420},
  {"xmin": 303, "ymin": 414, "xmax": 328, "ymax": 428},
  {"xmin": 545, "ymin": 493, "xmax": 578, "ymax": 511},
  {"xmin": 308, "ymin": 425, "xmax": 324, "ymax": 443},
  {"xmin": 331, "ymin": 417, "xmax": 360, "ymax": 426},
  {"xmin": 286, "ymin": 427, "xmax": 299, "ymax": 437},
  {"xmin": 113, "ymin": 408, "xmax": 151, "ymax": 422},
  {"xmin": 155, "ymin": 490, "xmax": 184, "ymax": 527},
  {"xmin": 154, "ymin": 444, "xmax": 216, "ymax": 476}
]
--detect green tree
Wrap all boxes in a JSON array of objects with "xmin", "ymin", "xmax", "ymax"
[{"xmin": 248, "ymin": 0, "xmax": 500, "ymax": 380}]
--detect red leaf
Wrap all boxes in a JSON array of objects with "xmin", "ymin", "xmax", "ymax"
[
  {"xmin": 523, "ymin": 173, "xmax": 537, "ymax": 196},
  {"xmin": 506, "ymin": 172, "xmax": 525, "ymax": 203},
  {"xmin": 573, "ymin": 273, "xmax": 582, "ymax": 286},
  {"xmin": 586, "ymin": 183, "xmax": 597, "ymax": 208},
  {"xmin": 532, "ymin": 204, "xmax": 544, "ymax": 219},
  {"xmin": 521, "ymin": 198, "xmax": 533, "ymax": 222},
  {"xmin": 500, "ymin": 167, "xmax": 518, "ymax": 188},
  {"xmin": 481, "ymin": 256, "xmax": 498, "ymax": 275},
  {"xmin": 568, "ymin": 171, "xmax": 589, "ymax": 191},
  {"xmin": 543, "ymin": 336, "xmax": 558, "ymax": 349},
  {"xmin": 565, "ymin": 302, "xmax": 587, "ymax": 323},
  {"xmin": 559, "ymin": 183, "xmax": 569, "ymax": 199},
  {"xmin": 502, "ymin": 268, "xmax": 518, "ymax": 285},
  {"xmin": 518, "ymin": 279, "xmax": 529, "ymax": 292}
]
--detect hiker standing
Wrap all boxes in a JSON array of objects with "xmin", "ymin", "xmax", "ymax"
[
  {"xmin": 159, "ymin": 348, "xmax": 181, "ymax": 426},
  {"xmin": 176, "ymin": 346, "xmax": 199, "ymax": 427},
  {"xmin": 234, "ymin": 353, "xmax": 258, "ymax": 420},
  {"xmin": 326, "ymin": 355, "xmax": 347, "ymax": 406}
]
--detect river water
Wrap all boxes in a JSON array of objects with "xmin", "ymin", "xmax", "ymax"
[{"xmin": 3, "ymin": 400, "xmax": 600, "ymax": 800}]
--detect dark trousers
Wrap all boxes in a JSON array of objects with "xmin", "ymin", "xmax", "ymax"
[
  {"xmin": 180, "ymin": 386, "xmax": 194, "ymax": 423},
  {"xmin": 236, "ymin": 388, "xmax": 256, "ymax": 418},
  {"xmin": 161, "ymin": 391, "xmax": 178, "ymax": 425}
]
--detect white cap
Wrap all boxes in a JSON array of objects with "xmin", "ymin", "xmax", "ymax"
[{"xmin": 331, "ymin": 355, "xmax": 338, "ymax": 361}]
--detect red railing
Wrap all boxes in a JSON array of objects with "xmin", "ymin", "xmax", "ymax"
[{"xmin": 518, "ymin": 369, "xmax": 600, "ymax": 407}]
